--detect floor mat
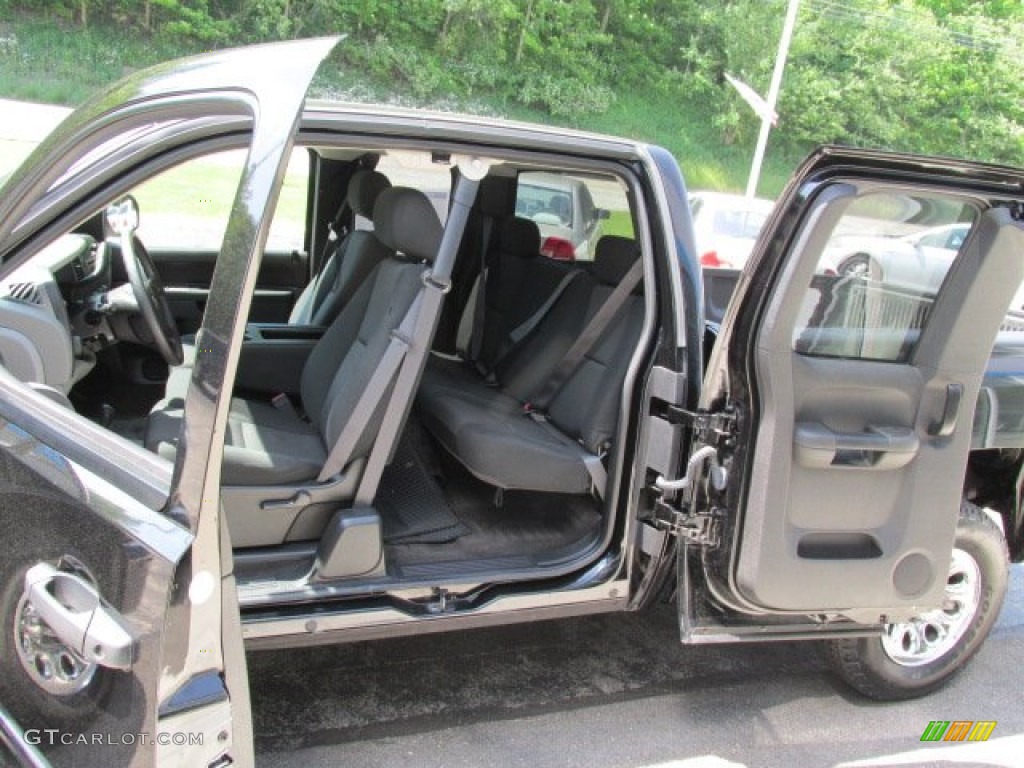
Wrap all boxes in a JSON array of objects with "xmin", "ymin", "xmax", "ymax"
[{"xmin": 377, "ymin": 436, "xmax": 472, "ymax": 545}]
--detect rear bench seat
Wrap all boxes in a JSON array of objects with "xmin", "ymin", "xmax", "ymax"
[{"xmin": 417, "ymin": 235, "xmax": 643, "ymax": 496}]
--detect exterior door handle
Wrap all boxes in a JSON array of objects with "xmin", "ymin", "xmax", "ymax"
[
  {"xmin": 928, "ymin": 383, "xmax": 964, "ymax": 438},
  {"xmin": 23, "ymin": 562, "xmax": 134, "ymax": 670}
]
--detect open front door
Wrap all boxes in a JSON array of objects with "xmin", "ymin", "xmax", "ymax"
[
  {"xmin": 0, "ymin": 37, "xmax": 338, "ymax": 765},
  {"xmin": 688, "ymin": 148, "xmax": 1024, "ymax": 622}
]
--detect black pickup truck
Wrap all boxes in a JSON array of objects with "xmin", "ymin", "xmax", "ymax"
[{"xmin": 0, "ymin": 39, "xmax": 1022, "ymax": 767}]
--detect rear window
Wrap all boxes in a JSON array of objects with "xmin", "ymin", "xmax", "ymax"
[
  {"xmin": 515, "ymin": 171, "xmax": 633, "ymax": 261},
  {"xmin": 712, "ymin": 208, "xmax": 768, "ymax": 239}
]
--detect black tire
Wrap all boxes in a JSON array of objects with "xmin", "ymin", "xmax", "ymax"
[
  {"xmin": 827, "ymin": 501, "xmax": 1009, "ymax": 701},
  {"xmin": 0, "ymin": 542, "xmax": 118, "ymax": 731}
]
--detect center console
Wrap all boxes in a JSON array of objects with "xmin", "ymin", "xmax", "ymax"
[{"xmin": 235, "ymin": 323, "xmax": 326, "ymax": 394}]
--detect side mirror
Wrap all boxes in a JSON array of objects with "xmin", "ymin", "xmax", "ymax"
[{"xmin": 597, "ymin": 208, "xmax": 611, "ymax": 221}]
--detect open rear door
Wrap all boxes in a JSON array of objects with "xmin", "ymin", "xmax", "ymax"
[{"xmin": 683, "ymin": 148, "xmax": 1024, "ymax": 623}]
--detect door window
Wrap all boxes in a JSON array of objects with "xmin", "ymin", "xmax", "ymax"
[
  {"xmin": 794, "ymin": 192, "xmax": 977, "ymax": 362},
  {"xmin": 131, "ymin": 147, "xmax": 308, "ymax": 253}
]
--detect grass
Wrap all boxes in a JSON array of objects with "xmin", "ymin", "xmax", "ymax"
[
  {"xmin": 604, "ymin": 210, "xmax": 634, "ymax": 239},
  {"xmin": 130, "ymin": 148, "xmax": 309, "ymax": 251},
  {"xmin": 496, "ymin": 89, "xmax": 804, "ymax": 198},
  {"xmin": 0, "ymin": 20, "xmax": 194, "ymax": 105},
  {"xmin": 0, "ymin": 17, "xmax": 809, "ymax": 198}
]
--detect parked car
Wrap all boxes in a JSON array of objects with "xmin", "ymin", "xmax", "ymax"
[
  {"xmin": 1, "ymin": 39, "xmax": 1023, "ymax": 767},
  {"xmin": 514, "ymin": 171, "xmax": 610, "ymax": 260},
  {"xmin": 689, "ymin": 190, "xmax": 774, "ymax": 268},
  {"xmin": 822, "ymin": 221, "xmax": 972, "ymax": 290}
]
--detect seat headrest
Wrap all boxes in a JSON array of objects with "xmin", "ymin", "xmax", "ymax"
[
  {"xmin": 478, "ymin": 175, "xmax": 515, "ymax": 217},
  {"xmin": 498, "ymin": 216, "xmax": 541, "ymax": 258},
  {"xmin": 347, "ymin": 170, "xmax": 391, "ymax": 219},
  {"xmin": 373, "ymin": 187, "xmax": 443, "ymax": 262},
  {"xmin": 592, "ymin": 235, "xmax": 639, "ymax": 285}
]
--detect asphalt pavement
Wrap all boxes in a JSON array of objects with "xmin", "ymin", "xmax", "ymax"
[
  {"xmin": 0, "ymin": 99, "xmax": 69, "ymax": 178},
  {"xmin": 249, "ymin": 566, "xmax": 1023, "ymax": 768}
]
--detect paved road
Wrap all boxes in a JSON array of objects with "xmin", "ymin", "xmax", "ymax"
[
  {"xmin": 250, "ymin": 566, "xmax": 1023, "ymax": 768},
  {"xmin": 0, "ymin": 99, "xmax": 69, "ymax": 178}
]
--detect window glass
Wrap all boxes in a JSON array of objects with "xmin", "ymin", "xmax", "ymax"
[
  {"xmin": 352, "ymin": 151, "xmax": 452, "ymax": 231},
  {"xmin": 712, "ymin": 209, "xmax": 766, "ymax": 239},
  {"xmin": 793, "ymin": 191, "xmax": 976, "ymax": 363},
  {"xmin": 130, "ymin": 147, "xmax": 308, "ymax": 253},
  {"xmin": 515, "ymin": 171, "xmax": 632, "ymax": 262}
]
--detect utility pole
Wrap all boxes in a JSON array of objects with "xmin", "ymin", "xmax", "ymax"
[{"xmin": 746, "ymin": 0, "xmax": 800, "ymax": 198}]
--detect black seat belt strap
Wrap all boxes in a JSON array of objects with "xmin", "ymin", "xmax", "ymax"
[
  {"xmin": 313, "ymin": 197, "xmax": 351, "ymax": 278},
  {"xmin": 528, "ymin": 259, "xmax": 643, "ymax": 412}
]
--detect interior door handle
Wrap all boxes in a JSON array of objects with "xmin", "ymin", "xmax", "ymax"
[
  {"xmin": 928, "ymin": 383, "xmax": 964, "ymax": 438},
  {"xmin": 23, "ymin": 562, "xmax": 134, "ymax": 670},
  {"xmin": 794, "ymin": 422, "xmax": 919, "ymax": 470}
]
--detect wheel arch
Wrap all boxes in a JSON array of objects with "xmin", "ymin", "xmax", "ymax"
[{"xmin": 965, "ymin": 448, "xmax": 1024, "ymax": 562}]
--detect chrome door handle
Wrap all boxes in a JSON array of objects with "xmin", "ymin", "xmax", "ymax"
[{"xmin": 23, "ymin": 562, "xmax": 134, "ymax": 670}]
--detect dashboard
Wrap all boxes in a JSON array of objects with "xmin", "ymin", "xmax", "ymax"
[{"xmin": 0, "ymin": 233, "xmax": 115, "ymax": 398}]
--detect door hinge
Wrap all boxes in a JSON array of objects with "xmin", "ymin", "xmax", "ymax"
[
  {"xmin": 666, "ymin": 405, "xmax": 737, "ymax": 447},
  {"xmin": 650, "ymin": 444, "xmax": 729, "ymax": 548},
  {"xmin": 652, "ymin": 497, "xmax": 726, "ymax": 547}
]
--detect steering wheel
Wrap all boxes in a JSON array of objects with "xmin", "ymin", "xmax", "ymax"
[{"xmin": 120, "ymin": 233, "xmax": 183, "ymax": 366}]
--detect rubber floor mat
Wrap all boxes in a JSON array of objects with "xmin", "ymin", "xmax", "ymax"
[{"xmin": 377, "ymin": 436, "xmax": 471, "ymax": 544}]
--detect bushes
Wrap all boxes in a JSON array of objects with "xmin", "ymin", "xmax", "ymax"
[{"xmin": 1, "ymin": 0, "xmax": 1021, "ymax": 169}]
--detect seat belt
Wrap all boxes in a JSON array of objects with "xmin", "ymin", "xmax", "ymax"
[
  {"xmin": 316, "ymin": 291, "xmax": 421, "ymax": 482},
  {"xmin": 524, "ymin": 410, "xmax": 608, "ymax": 499},
  {"xmin": 465, "ymin": 215, "xmax": 495, "ymax": 364},
  {"xmin": 527, "ymin": 258, "xmax": 643, "ymax": 412},
  {"xmin": 353, "ymin": 175, "xmax": 481, "ymax": 505},
  {"xmin": 312, "ymin": 197, "xmax": 351, "ymax": 278},
  {"xmin": 484, "ymin": 267, "xmax": 583, "ymax": 380},
  {"xmin": 508, "ymin": 269, "xmax": 583, "ymax": 345},
  {"xmin": 294, "ymin": 197, "xmax": 352, "ymax": 324}
]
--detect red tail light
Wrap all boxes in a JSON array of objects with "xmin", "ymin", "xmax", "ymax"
[
  {"xmin": 700, "ymin": 250, "xmax": 723, "ymax": 267},
  {"xmin": 541, "ymin": 237, "xmax": 576, "ymax": 261}
]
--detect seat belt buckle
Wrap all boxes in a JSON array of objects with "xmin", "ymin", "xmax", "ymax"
[
  {"xmin": 271, "ymin": 393, "xmax": 301, "ymax": 420},
  {"xmin": 422, "ymin": 270, "xmax": 452, "ymax": 294},
  {"xmin": 522, "ymin": 402, "xmax": 546, "ymax": 422}
]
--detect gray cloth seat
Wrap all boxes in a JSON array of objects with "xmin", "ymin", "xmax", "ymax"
[
  {"xmin": 148, "ymin": 398, "xmax": 328, "ymax": 485},
  {"xmin": 288, "ymin": 169, "xmax": 392, "ymax": 326},
  {"xmin": 468, "ymin": 216, "xmax": 571, "ymax": 371},
  {"xmin": 417, "ymin": 215, "xmax": 574, "ymax": 411},
  {"xmin": 146, "ymin": 186, "xmax": 442, "ymax": 488},
  {"xmin": 418, "ymin": 236, "xmax": 643, "ymax": 495},
  {"xmin": 173, "ymin": 169, "xmax": 392, "ymax": 376}
]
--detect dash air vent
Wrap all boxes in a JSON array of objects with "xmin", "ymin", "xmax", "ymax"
[{"xmin": 4, "ymin": 282, "xmax": 42, "ymax": 305}]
